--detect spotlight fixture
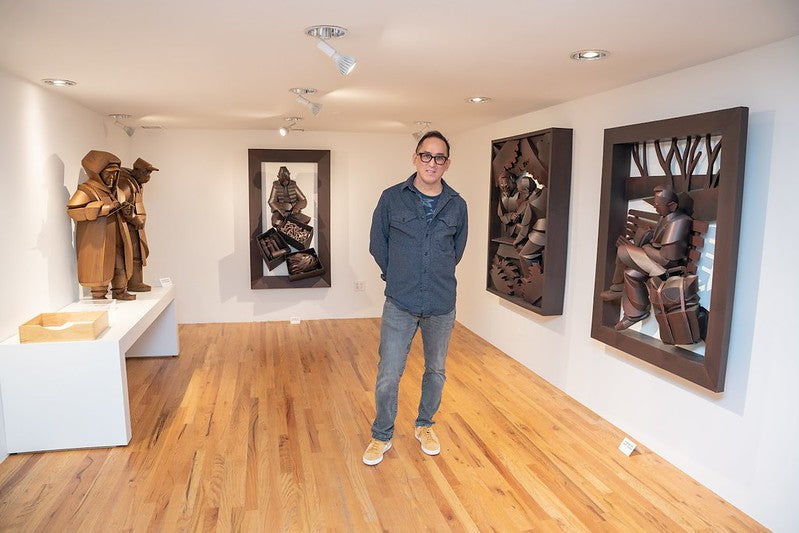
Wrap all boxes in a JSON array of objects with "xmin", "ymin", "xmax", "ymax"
[
  {"xmin": 42, "ymin": 78, "xmax": 76, "ymax": 87},
  {"xmin": 279, "ymin": 117, "xmax": 303, "ymax": 137},
  {"xmin": 290, "ymin": 88, "xmax": 323, "ymax": 116},
  {"xmin": 570, "ymin": 49, "xmax": 609, "ymax": 61},
  {"xmin": 466, "ymin": 96, "xmax": 491, "ymax": 104},
  {"xmin": 411, "ymin": 121, "xmax": 431, "ymax": 140},
  {"xmin": 305, "ymin": 25, "xmax": 357, "ymax": 76},
  {"xmin": 108, "ymin": 114, "xmax": 136, "ymax": 137}
]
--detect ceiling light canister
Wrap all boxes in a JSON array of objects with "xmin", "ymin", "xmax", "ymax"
[
  {"xmin": 306, "ymin": 25, "xmax": 357, "ymax": 76},
  {"xmin": 570, "ymin": 49, "xmax": 610, "ymax": 61},
  {"xmin": 42, "ymin": 78, "xmax": 76, "ymax": 87}
]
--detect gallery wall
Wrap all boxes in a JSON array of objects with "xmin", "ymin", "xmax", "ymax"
[
  {"xmin": 0, "ymin": 70, "xmax": 131, "ymax": 460},
  {"xmin": 128, "ymin": 129, "xmax": 411, "ymax": 323},
  {"xmin": 451, "ymin": 36, "xmax": 799, "ymax": 531}
]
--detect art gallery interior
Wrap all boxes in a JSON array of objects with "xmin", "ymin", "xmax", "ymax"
[{"xmin": 0, "ymin": 1, "xmax": 798, "ymax": 530}]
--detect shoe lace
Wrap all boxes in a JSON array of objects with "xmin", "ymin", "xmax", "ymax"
[
  {"xmin": 418, "ymin": 427, "xmax": 435, "ymax": 441},
  {"xmin": 367, "ymin": 439, "xmax": 385, "ymax": 453}
]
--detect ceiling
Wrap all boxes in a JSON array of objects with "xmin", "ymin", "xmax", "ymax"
[{"xmin": 1, "ymin": 0, "xmax": 797, "ymax": 135}]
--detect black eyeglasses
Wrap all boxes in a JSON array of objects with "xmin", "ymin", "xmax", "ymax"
[{"xmin": 417, "ymin": 152, "xmax": 449, "ymax": 165}]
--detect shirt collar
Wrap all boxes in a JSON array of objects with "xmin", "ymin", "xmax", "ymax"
[{"xmin": 402, "ymin": 173, "xmax": 457, "ymax": 199}]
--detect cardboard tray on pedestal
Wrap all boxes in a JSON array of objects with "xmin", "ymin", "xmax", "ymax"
[{"xmin": 19, "ymin": 310, "xmax": 109, "ymax": 343}]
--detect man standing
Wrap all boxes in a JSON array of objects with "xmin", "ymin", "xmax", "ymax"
[{"xmin": 364, "ymin": 131, "xmax": 468, "ymax": 466}]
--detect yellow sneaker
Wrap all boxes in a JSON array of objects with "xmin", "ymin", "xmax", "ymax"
[
  {"xmin": 362, "ymin": 438, "xmax": 392, "ymax": 465},
  {"xmin": 414, "ymin": 426, "xmax": 440, "ymax": 456}
]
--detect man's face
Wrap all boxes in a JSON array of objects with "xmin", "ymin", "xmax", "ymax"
[
  {"xmin": 100, "ymin": 164, "xmax": 120, "ymax": 187},
  {"xmin": 653, "ymin": 194, "xmax": 675, "ymax": 216},
  {"xmin": 498, "ymin": 175, "xmax": 515, "ymax": 195},
  {"xmin": 412, "ymin": 137, "xmax": 450, "ymax": 188}
]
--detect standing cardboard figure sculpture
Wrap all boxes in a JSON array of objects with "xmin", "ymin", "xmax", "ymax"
[
  {"xmin": 118, "ymin": 158, "xmax": 158, "ymax": 291},
  {"xmin": 67, "ymin": 150, "xmax": 135, "ymax": 300},
  {"xmin": 268, "ymin": 166, "xmax": 311, "ymax": 227},
  {"xmin": 600, "ymin": 186, "xmax": 692, "ymax": 330}
]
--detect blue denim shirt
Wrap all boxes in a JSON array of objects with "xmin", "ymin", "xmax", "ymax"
[{"xmin": 370, "ymin": 174, "xmax": 468, "ymax": 316}]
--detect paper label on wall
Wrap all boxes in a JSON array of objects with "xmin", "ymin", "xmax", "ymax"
[
  {"xmin": 160, "ymin": 277, "xmax": 173, "ymax": 287},
  {"xmin": 619, "ymin": 437, "xmax": 637, "ymax": 456}
]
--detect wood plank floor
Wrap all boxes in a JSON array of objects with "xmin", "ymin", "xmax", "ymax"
[{"xmin": 0, "ymin": 320, "xmax": 764, "ymax": 532}]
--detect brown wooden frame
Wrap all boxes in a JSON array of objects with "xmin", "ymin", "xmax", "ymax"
[
  {"xmin": 486, "ymin": 128, "xmax": 573, "ymax": 315},
  {"xmin": 591, "ymin": 107, "xmax": 748, "ymax": 392},
  {"xmin": 248, "ymin": 149, "xmax": 331, "ymax": 289}
]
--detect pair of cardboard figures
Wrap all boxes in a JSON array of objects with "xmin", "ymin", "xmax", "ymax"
[{"xmin": 66, "ymin": 150, "xmax": 158, "ymax": 300}]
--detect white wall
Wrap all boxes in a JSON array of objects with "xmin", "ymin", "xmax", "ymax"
[
  {"xmin": 452, "ymin": 36, "xmax": 799, "ymax": 531},
  {"xmin": 0, "ymin": 70, "xmax": 131, "ymax": 461},
  {"xmin": 129, "ymin": 129, "xmax": 413, "ymax": 323}
]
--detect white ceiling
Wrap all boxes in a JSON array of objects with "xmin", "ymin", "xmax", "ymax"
[{"xmin": 1, "ymin": 0, "xmax": 797, "ymax": 135}]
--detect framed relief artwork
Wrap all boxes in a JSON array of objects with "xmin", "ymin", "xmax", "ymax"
[
  {"xmin": 486, "ymin": 128, "xmax": 573, "ymax": 315},
  {"xmin": 591, "ymin": 107, "xmax": 748, "ymax": 392},
  {"xmin": 248, "ymin": 149, "xmax": 331, "ymax": 289}
]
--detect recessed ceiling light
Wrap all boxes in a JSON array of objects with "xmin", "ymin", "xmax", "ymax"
[
  {"xmin": 570, "ymin": 49, "xmax": 609, "ymax": 61},
  {"xmin": 140, "ymin": 125, "xmax": 164, "ymax": 130},
  {"xmin": 42, "ymin": 78, "xmax": 76, "ymax": 87},
  {"xmin": 108, "ymin": 113, "xmax": 132, "ymax": 120},
  {"xmin": 466, "ymin": 96, "xmax": 491, "ymax": 104}
]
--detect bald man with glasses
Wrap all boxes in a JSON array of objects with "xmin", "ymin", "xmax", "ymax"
[{"xmin": 363, "ymin": 131, "xmax": 468, "ymax": 465}]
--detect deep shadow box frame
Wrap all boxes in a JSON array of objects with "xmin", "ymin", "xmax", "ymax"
[
  {"xmin": 486, "ymin": 128, "xmax": 573, "ymax": 315},
  {"xmin": 590, "ymin": 107, "xmax": 748, "ymax": 392},
  {"xmin": 248, "ymin": 149, "xmax": 331, "ymax": 289}
]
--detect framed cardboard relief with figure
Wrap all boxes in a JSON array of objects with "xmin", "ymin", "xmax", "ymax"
[
  {"xmin": 591, "ymin": 107, "xmax": 748, "ymax": 392},
  {"xmin": 248, "ymin": 149, "xmax": 331, "ymax": 289},
  {"xmin": 486, "ymin": 128, "xmax": 573, "ymax": 315}
]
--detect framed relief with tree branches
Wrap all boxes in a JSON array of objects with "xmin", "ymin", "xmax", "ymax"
[{"xmin": 591, "ymin": 107, "xmax": 748, "ymax": 392}]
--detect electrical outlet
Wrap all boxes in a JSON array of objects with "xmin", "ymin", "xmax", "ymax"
[
  {"xmin": 354, "ymin": 281, "xmax": 365, "ymax": 292},
  {"xmin": 290, "ymin": 317, "xmax": 301, "ymax": 325}
]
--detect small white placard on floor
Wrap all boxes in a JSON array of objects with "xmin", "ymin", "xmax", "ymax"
[
  {"xmin": 159, "ymin": 277, "xmax": 173, "ymax": 287},
  {"xmin": 619, "ymin": 437, "xmax": 637, "ymax": 456}
]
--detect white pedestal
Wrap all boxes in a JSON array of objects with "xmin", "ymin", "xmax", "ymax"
[{"xmin": 0, "ymin": 286, "xmax": 179, "ymax": 453}]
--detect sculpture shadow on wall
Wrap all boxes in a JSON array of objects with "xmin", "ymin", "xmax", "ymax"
[{"xmin": 38, "ymin": 155, "xmax": 78, "ymax": 303}]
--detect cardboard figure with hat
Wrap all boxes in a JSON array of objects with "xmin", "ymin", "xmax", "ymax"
[
  {"xmin": 118, "ymin": 157, "xmax": 159, "ymax": 292},
  {"xmin": 67, "ymin": 150, "xmax": 136, "ymax": 300}
]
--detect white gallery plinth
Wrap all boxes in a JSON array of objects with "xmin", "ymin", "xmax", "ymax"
[{"xmin": 0, "ymin": 285, "xmax": 179, "ymax": 453}]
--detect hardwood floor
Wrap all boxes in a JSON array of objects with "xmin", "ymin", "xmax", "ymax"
[{"xmin": 0, "ymin": 320, "xmax": 764, "ymax": 531}]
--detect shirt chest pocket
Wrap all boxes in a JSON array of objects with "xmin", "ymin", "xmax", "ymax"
[
  {"xmin": 389, "ymin": 211, "xmax": 424, "ymax": 239},
  {"xmin": 436, "ymin": 213, "xmax": 459, "ymax": 252}
]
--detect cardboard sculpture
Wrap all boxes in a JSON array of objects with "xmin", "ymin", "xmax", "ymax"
[
  {"xmin": 600, "ymin": 186, "xmax": 691, "ymax": 326},
  {"xmin": 268, "ymin": 166, "xmax": 310, "ymax": 227},
  {"xmin": 490, "ymin": 172, "xmax": 548, "ymax": 304},
  {"xmin": 118, "ymin": 158, "xmax": 159, "ymax": 291},
  {"xmin": 66, "ymin": 150, "xmax": 135, "ymax": 300}
]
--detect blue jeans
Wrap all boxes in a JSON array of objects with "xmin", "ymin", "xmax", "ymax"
[{"xmin": 371, "ymin": 299, "xmax": 456, "ymax": 441}]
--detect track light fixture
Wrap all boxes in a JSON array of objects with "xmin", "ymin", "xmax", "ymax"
[
  {"xmin": 109, "ymin": 113, "xmax": 135, "ymax": 137},
  {"xmin": 412, "ymin": 121, "xmax": 431, "ymax": 140},
  {"xmin": 305, "ymin": 25, "xmax": 357, "ymax": 76},
  {"xmin": 279, "ymin": 117, "xmax": 303, "ymax": 136},
  {"xmin": 290, "ymin": 88, "xmax": 322, "ymax": 116}
]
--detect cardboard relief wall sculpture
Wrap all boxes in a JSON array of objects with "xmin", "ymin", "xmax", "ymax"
[
  {"xmin": 249, "ymin": 149, "xmax": 331, "ymax": 289},
  {"xmin": 591, "ymin": 107, "xmax": 748, "ymax": 392},
  {"xmin": 487, "ymin": 128, "xmax": 573, "ymax": 315}
]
